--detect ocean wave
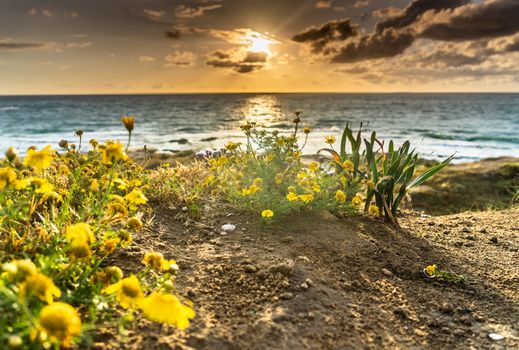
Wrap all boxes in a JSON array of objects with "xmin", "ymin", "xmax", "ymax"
[
  {"xmin": 466, "ymin": 136, "xmax": 519, "ymax": 144},
  {"xmin": 423, "ymin": 132, "xmax": 456, "ymax": 140},
  {"xmin": 0, "ymin": 106, "xmax": 19, "ymax": 111}
]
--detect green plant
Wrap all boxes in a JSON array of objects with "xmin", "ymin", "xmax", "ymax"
[{"xmin": 319, "ymin": 124, "xmax": 454, "ymax": 226}]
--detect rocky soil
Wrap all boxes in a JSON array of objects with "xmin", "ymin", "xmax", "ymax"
[{"xmin": 96, "ymin": 204, "xmax": 519, "ymax": 350}]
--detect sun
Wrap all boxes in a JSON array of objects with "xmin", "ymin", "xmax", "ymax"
[
  {"xmin": 249, "ymin": 37, "xmax": 273, "ymax": 53},
  {"xmin": 244, "ymin": 32, "xmax": 277, "ymax": 54}
]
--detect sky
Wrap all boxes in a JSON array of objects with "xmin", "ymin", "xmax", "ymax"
[{"xmin": 1, "ymin": 0, "xmax": 518, "ymax": 94}]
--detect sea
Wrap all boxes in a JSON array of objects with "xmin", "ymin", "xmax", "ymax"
[{"xmin": 0, "ymin": 93, "xmax": 518, "ymax": 163}]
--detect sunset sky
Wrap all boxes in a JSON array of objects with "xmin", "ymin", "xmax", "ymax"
[{"xmin": 1, "ymin": 0, "xmax": 518, "ymax": 94}]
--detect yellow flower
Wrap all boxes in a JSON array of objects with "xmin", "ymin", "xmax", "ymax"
[
  {"xmin": 121, "ymin": 116, "xmax": 135, "ymax": 132},
  {"xmin": 275, "ymin": 173, "xmax": 283, "ymax": 184},
  {"xmin": 253, "ymin": 178, "xmax": 263, "ymax": 187},
  {"xmin": 124, "ymin": 189, "xmax": 148, "ymax": 206},
  {"xmin": 66, "ymin": 223, "xmax": 95, "ymax": 245},
  {"xmin": 368, "ymin": 204, "xmax": 380, "ymax": 216},
  {"xmin": 90, "ymin": 179, "xmax": 100, "ymax": 193},
  {"xmin": 261, "ymin": 210, "xmax": 274, "ymax": 218},
  {"xmin": 36, "ymin": 302, "xmax": 81, "ymax": 348},
  {"xmin": 140, "ymin": 292, "xmax": 195, "ymax": 329},
  {"xmin": 308, "ymin": 162, "xmax": 319, "ymax": 172},
  {"xmin": 248, "ymin": 184, "xmax": 258, "ymax": 194},
  {"xmin": 297, "ymin": 171, "xmax": 307, "ymax": 179},
  {"xmin": 293, "ymin": 151, "xmax": 301, "ymax": 159},
  {"xmin": 287, "ymin": 186, "xmax": 296, "ymax": 193},
  {"xmin": 14, "ymin": 178, "xmax": 31, "ymax": 190},
  {"xmin": 100, "ymin": 238, "xmax": 120, "ymax": 255},
  {"xmin": 352, "ymin": 193, "xmax": 364, "ymax": 207},
  {"xmin": 89, "ymin": 139, "xmax": 99, "ymax": 149},
  {"xmin": 142, "ymin": 252, "xmax": 177, "ymax": 271},
  {"xmin": 2, "ymin": 259, "xmax": 38, "ymax": 282},
  {"xmin": 325, "ymin": 135, "xmax": 336, "ymax": 145},
  {"xmin": 31, "ymin": 178, "xmax": 54, "ymax": 194},
  {"xmin": 104, "ymin": 275, "xmax": 144, "ymax": 309},
  {"xmin": 286, "ymin": 192, "xmax": 299, "ymax": 202},
  {"xmin": 335, "ymin": 190, "xmax": 346, "ymax": 203},
  {"xmin": 342, "ymin": 160, "xmax": 354, "ymax": 172},
  {"xmin": 424, "ymin": 264, "xmax": 437, "ymax": 277},
  {"xmin": 94, "ymin": 266, "xmax": 124, "ymax": 286},
  {"xmin": 312, "ymin": 184, "xmax": 321, "ymax": 193},
  {"xmin": 303, "ymin": 126, "xmax": 311, "ymax": 134},
  {"xmin": 299, "ymin": 194, "xmax": 314, "ymax": 203},
  {"xmin": 127, "ymin": 216, "xmax": 143, "ymax": 231},
  {"xmin": 102, "ymin": 142, "xmax": 127, "ymax": 164},
  {"xmin": 21, "ymin": 273, "xmax": 61, "ymax": 304},
  {"xmin": 68, "ymin": 240, "xmax": 92, "ymax": 260},
  {"xmin": 0, "ymin": 167, "xmax": 17, "ymax": 190},
  {"xmin": 5, "ymin": 147, "xmax": 18, "ymax": 162},
  {"xmin": 23, "ymin": 145, "xmax": 55, "ymax": 173},
  {"xmin": 225, "ymin": 141, "xmax": 238, "ymax": 151},
  {"xmin": 241, "ymin": 188, "xmax": 252, "ymax": 196}
]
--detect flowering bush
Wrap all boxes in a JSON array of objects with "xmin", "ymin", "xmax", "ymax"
[
  {"xmin": 204, "ymin": 115, "xmax": 363, "ymax": 221},
  {"xmin": 0, "ymin": 121, "xmax": 194, "ymax": 349}
]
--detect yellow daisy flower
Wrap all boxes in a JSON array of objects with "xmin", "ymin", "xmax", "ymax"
[
  {"xmin": 36, "ymin": 302, "xmax": 81, "ymax": 348},
  {"xmin": 335, "ymin": 190, "xmax": 346, "ymax": 203},
  {"xmin": 23, "ymin": 145, "xmax": 55, "ymax": 173},
  {"xmin": 140, "ymin": 293, "xmax": 195, "ymax": 329},
  {"xmin": 261, "ymin": 210, "xmax": 274, "ymax": 218},
  {"xmin": 103, "ymin": 275, "xmax": 144, "ymax": 309}
]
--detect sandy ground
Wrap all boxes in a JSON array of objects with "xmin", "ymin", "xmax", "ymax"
[{"xmin": 95, "ymin": 203, "xmax": 519, "ymax": 350}]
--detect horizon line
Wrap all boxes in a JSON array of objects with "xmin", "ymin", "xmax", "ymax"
[{"xmin": 1, "ymin": 91, "xmax": 519, "ymax": 97}]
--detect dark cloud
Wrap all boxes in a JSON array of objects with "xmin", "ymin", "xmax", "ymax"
[
  {"xmin": 292, "ymin": 0, "xmax": 519, "ymax": 65},
  {"xmin": 291, "ymin": 19, "xmax": 357, "ymax": 53},
  {"xmin": 419, "ymin": 0, "xmax": 519, "ymax": 41},
  {"xmin": 207, "ymin": 50, "xmax": 268, "ymax": 73},
  {"xmin": 0, "ymin": 41, "xmax": 47, "ymax": 50},
  {"xmin": 375, "ymin": 0, "xmax": 469, "ymax": 33},
  {"xmin": 165, "ymin": 29, "xmax": 181, "ymax": 39},
  {"xmin": 331, "ymin": 29, "xmax": 415, "ymax": 63}
]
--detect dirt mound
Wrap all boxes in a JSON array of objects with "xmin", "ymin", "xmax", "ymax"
[{"xmin": 98, "ymin": 206, "xmax": 519, "ymax": 349}]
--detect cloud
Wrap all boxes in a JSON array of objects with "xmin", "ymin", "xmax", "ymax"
[
  {"xmin": 315, "ymin": 0, "xmax": 334, "ymax": 9},
  {"xmin": 175, "ymin": 4, "xmax": 222, "ymax": 19},
  {"xmin": 42, "ymin": 9, "xmax": 54, "ymax": 18},
  {"xmin": 165, "ymin": 51, "xmax": 197, "ymax": 67},
  {"xmin": 165, "ymin": 29, "xmax": 181, "ymax": 39},
  {"xmin": 331, "ymin": 29, "xmax": 415, "ymax": 63},
  {"xmin": 353, "ymin": 0, "xmax": 371, "ymax": 8},
  {"xmin": 418, "ymin": 0, "xmax": 519, "ymax": 41},
  {"xmin": 373, "ymin": 7, "xmax": 404, "ymax": 19},
  {"xmin": 374, "ymin": 0, "xmax": 469, "ymax": 34},
  {"xmin": 143, "ymin": 9, "xmax": 164, "ymax": 22},
  {"xmin": 291, "ymin": 0, "xmax": 519, "ymax": 65},
  {"xmin": 291, "ymin": 19, "xmax": 357, "ymax": 54},
  {"xmin": 0, "ymin": 41, "xmax": 48, "ymax": 50},
  {"xmin": 139, "ymin": 55, "xmax": 156, "ymax": 63},
  {"xmin": 207, "ymin": 49, "xmax": 268, "ymax": 73}
]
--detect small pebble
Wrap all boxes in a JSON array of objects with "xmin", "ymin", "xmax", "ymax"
[
  {"xmin": 490, "ymin": 237, "xmax": 498, "ymax": 244},
  {"xmin": 244, "ymin": 264, "xmax": 257, "ymax": 273},
  {"xmin": 488, "ymin": 333, "xmax": 504, "ymax": 341},
  {"xmin": 305, "ymin": 278, "xmax": 313, "ymax": 286},
  {"xmin": 221, "ymin": 224, "xmax": 236, "ymax": 232},
  {"xmin": 280, "ymin": 292, "xmax": 294, "ymax": 300},
  {"xmin": 381, "ymin": 268, "xmax": 394, "ymax": 277},
  {"xmin": 300, "ymin": 282, "xmax": 309, "ymax": 290},
  {"xmin": 480, "ymin": 227, "xmax": 487, "ymax": 233},
  {"xmin": 462, "ymin": 227, "xmax": 471, "ymax": 233}
]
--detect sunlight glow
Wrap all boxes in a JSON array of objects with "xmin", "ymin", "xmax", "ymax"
[{"xmin": 244, "ymin": 32, "xmax": 277, "ymax": 54}]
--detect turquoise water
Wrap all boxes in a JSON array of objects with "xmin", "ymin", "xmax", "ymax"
[{"xmin": 0, "ymin": 93, "xmax": 517, "ymax": 162}]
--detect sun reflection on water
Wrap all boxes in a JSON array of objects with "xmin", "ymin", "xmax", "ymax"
[{"xmin": 235, "ymin": 95, "xmax": 285, "ymax": 127}]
